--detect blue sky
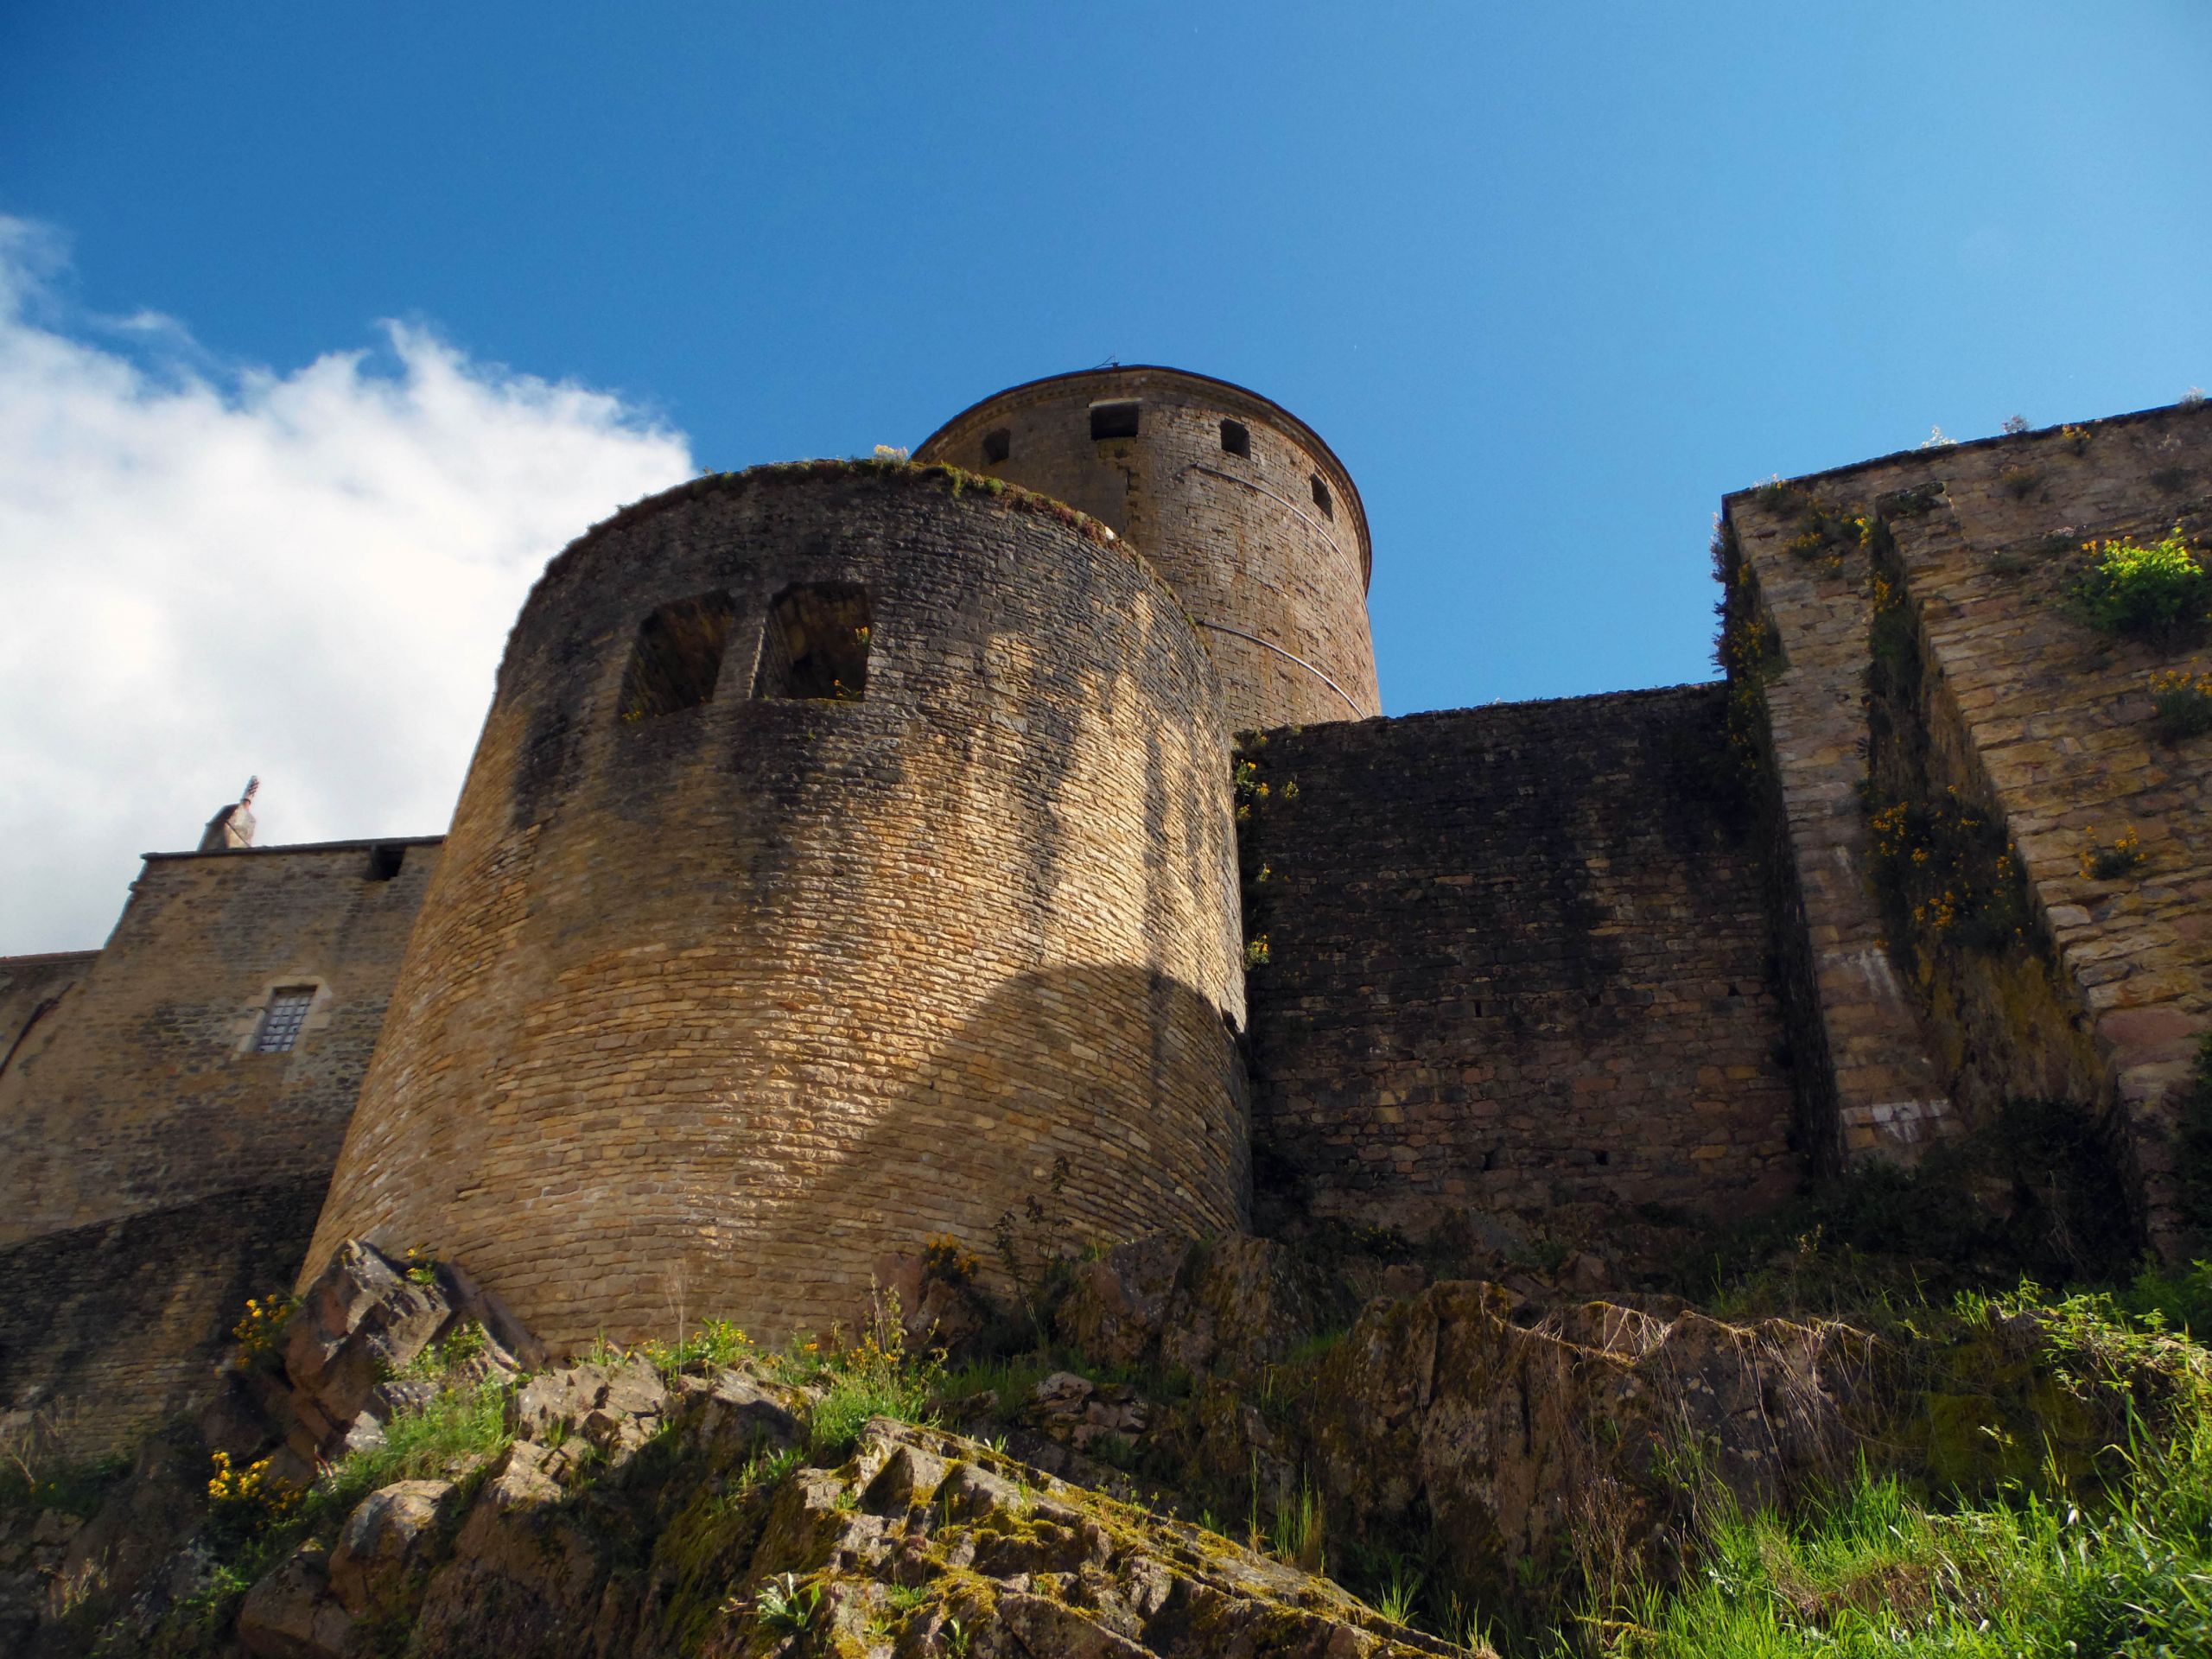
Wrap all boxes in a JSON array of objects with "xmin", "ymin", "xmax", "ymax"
[{"xmin": 3, "ymin": 3, "xmax": 2210, "ymax": 946}]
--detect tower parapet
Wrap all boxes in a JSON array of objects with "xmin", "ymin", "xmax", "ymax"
[{"xmin": 916, "ymin": 368, "xmax": 1380, "ymax": 732}]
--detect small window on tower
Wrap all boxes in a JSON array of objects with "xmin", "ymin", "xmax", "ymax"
[
  {"xmin": 256, "ymin": 987, "xmax": 316, "ymax": 1054},
  {"xmin": 365, "ymin": 844, "xmax": 405, "ymax": 881},
  {"xmin": 982, "ymin": 427, "xmax": 1011, "ymax": 464},
  {"xmin": 753, "ymin": 583, "xmax": 873, "ymax": 702},
  {"xmin": 618, "ymin": 591, "xmax": 739, "ymax": 722},
  {"xmin": 1309, "ymin": 474, "xmax": 1334, "ymax": 518},
  {"xmin": 1219, "ymin": 419, "xmax": 1250, "ymax": 459},
  {"xmin": 1090, "ymin": 400, "xmax": 1141, "ymax": 441}
]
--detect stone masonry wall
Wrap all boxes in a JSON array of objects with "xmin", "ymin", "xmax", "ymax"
[
  {"xmin": 916, "ymin": 368, "xmax": 1380, "ymax": 732},
  {"xmin": 306, "ymin": 464, "xmax": 1249, "ymax": 1350},
  {"xmin": 0, "ymin": 839, "xmax": 441, "ymax": 1248},
  {"xmin": 0, "ymin": 1183, "xmax": 324, "ymax": 1459},
  {"xmin": 1732, "ymin": 400, "xmax": 2212, "ymax": 1248},
  {"xmin": 0, "ymin": 951, "xmax": 97, "ymax": 1083},
  {"xmin": 1243, "ymin": 684, "xmax": 1796, "ymax": 1236}
]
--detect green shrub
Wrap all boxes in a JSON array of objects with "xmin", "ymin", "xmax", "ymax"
[{"xmin": 2070, "ymin": 528, "xmax": 2209, "ymax": 639}]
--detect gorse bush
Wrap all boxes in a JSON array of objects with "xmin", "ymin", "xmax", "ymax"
[
  {"xmin": 2071, "ymin": 528, "xmax": 2209, "ymax": 639},
  {"xmin": 229, "ymin": 1293, "xmax": 298, "ymax": 1367},
  {"xmin": 1866, "ymin": 788, "xmax": 2030, "ymax": 950},
  {"xmin": 2080, "ymin": 827, "xmax": 2145, "ymax": 881},
  {"xmin": 2149, "ymin": 666, "xmax": 2212, "ymax": 740},
  {"xmin": 206, "ymin": 1451, "xmax": 302, "ymax": 1534}
]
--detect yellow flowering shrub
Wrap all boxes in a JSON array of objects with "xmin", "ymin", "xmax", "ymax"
[
  {"xmin": 207, "ymin": 1450, "xmax": 302, "ymax": 1531},
  {"xmin": 1868, "ymin": 789, "xmax": 2029, "ymax": 950},
  {"xmin": 2081, "ymin": 828, "xmax": 2145, "ymax": 882},
  {"xmin": 2149, "ymin": 667, "xmax": 2212, "ymax": 741},
  {"xmin": 922, "ymin": 1233, "xmax": 980, "ymax": 1286},
  {"xmin": 230, "ymin": 1294, "xmax": 300, "ymax": 1367}
]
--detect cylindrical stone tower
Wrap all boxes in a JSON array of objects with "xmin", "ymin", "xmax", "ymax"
[
  {"xmin": 304, "ymin": 463, "xmax": 1248, "ymax": 1348},
  {"xmin": 914, "ymin": 367, "xmax": 1380, "ymax": 734}
]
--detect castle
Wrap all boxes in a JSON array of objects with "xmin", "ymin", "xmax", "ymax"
[{"xmin": 5, "ymin": 366, "xmax": 2210, "ymax": 1454}]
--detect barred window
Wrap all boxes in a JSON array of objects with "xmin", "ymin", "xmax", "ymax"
[{"xmin": 256, "ymin": 987, "xmax": 315, "ymax": 1053}]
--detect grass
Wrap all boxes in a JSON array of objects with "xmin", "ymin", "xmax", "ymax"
[
  {"xmin": 1599, "ymin": 1422, "xmax": 2212, "ymax": 1656},
  {"xmin": 790, "ymin": 1292, "xmax": 944, "ymax": 1459},
  {"xmin": 0, "ymin": 1446, "xmax": 130, "ymax": 1519},
  {"xmin": 1565, "ymin": 1257, "xmax": 2212, "ymax": 1658},
  {"xmin": 1269, "ymin": 1479, "xmax": 1326, "ymax": 1573},
  {"xmin": 310, "ymin": 1375, "xmax": 515, "ymax": 1522},
  {"xmin": 639, "ymin": 1316, "xmax": 755, "ymax": 1379}
]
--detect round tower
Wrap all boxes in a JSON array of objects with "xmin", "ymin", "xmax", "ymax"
[
  {"xmin": 303, "ymin": 463, "xmax": 1249, "ymax": 1348},
  {"xmin": 914, "ymin": 367, "xmax": 1380, "ymax": 734}
]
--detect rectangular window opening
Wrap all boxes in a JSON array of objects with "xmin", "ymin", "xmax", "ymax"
[
  {"xmin": 1309, "ymin": 474, "xmax": 1334, "ymax": 518},
  {"xmin": 982, "ymin": 427, "xmax": 1011, "ymax": 464},
  {"xmin": 365, "ymin": 844, "xmax": 405, "ymax": 881},
  {"xmin": 753, "ymin": 582, "xmax": 873, "ymax": 702},
  {"xmin": 1219, "ymin": 419, "xmax": 1250, "ymax": 459},
  {"xmin": 619, "ymin": 591, "xmax": 738, "ymax": 722},
  {"xmin": 1090, "ymin": 400, "xmax": 1141, "ymax": 442},
  {"xmin": 256, "ymin": 986, "xmax": 315, "ymax": 1053}
]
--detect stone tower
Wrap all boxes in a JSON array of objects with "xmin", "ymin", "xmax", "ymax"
[
  {"xmin": 915, "ymin": 367, "xmax": 1379, "ymax": 733},
  {"xmin": 302, "ymin": 463, "xmax": 1249, "ymax": 1347}
]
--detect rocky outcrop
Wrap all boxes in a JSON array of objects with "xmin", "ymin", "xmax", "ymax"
[
  {"xmin": 20, "ymin": 1228, "xmax": 2176, "ymax": 1656},
  {"xmin": 207, "ymin": 1387, "xmax": 1471, "ymax": 1659},
  {"xmin": 1306, "ymin": 1284, "xmax": 1865, "ymax": 1604},
  {"xmin": 1053, "ymin": 1234, "xmax": 1322, "ymax": 1376},
  {"xmin": 403, "ymin": 1413, "xmax": 1473, "ymax": 1659}
]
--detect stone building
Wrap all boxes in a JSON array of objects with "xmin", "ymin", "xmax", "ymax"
[{"xmin": 5, "ymin": 367, "xmax": 2210, "ymax": 1452}]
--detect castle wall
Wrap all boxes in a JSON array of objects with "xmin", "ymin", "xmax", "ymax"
[
  {"xmin": 0, "ymin": 951, "xmax": 98, "ymax": 1083},
  {"xmin": 0, "ymin": 1185, "xmax": 324, "ymax": 1459},
  {"xmin": 0, "ymin": 842, "xmax": 435, "ymax": 1453},
  {"xmin": 304, "ymin": 464, "xmax": 1249, "ymax": 1349},
  {"xmin": 915, "ymin": 368, "xmax": 1380, "ymax": 733},
  {"xmin": 1242, "ymin": 685, "xmax": 1796, "ymax": 1236},
  {"xmin": 0, "ymin": 840, "xmax": 441, "ymax": 1248},
  {"xmin": 1732, "ymin": 401, "xmax": 2212, "ymax": 1250}
]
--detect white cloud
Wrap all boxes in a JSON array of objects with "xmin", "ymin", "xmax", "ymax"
[{"xmin": 0, "ymin": 219, "xmax": 696, "ymax": 951}]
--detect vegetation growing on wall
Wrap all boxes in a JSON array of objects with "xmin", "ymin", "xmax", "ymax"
[
  {"xmin": 2173, "ymin": 1036, "xmax": 2212, "ymax": 1249},
  {"xmin": 1232, "ymin": 732, "xmax": 1296, "ymax": 974},
  {"xmin": 1866, "ymin": 791, "xmax": 2031, "ymax": 950},
  {"xmin": 2069, "ymin": 527, "xmax": 2209, "ymax": 641},
  {"xmin": 2148, "ymin": 665, "xmax": 2212, "ymax": 740},
  {"xmin": 1710, "ymin": 517, "xmax": 1781, "ymax": 790},
  {"xmin": 1854, "ymin": 504, "xmax": 2124, "ymax": 1244}
]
